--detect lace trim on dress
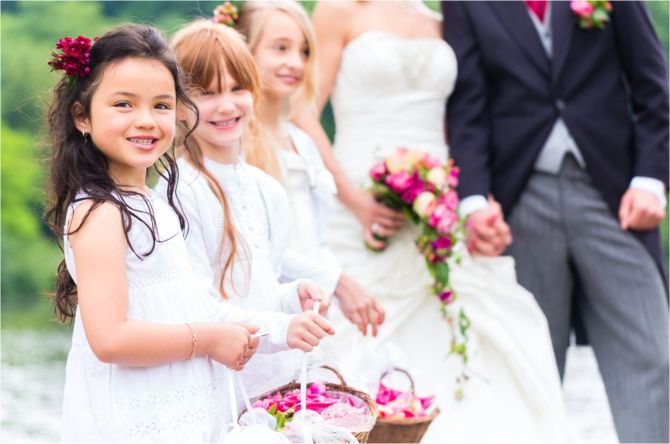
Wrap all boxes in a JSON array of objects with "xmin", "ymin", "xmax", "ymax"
[
  {"xmin": 118, "ymin": 379, "xmax": 221, "ymax": 440},
  {"xmin": 126, "ymin": 268, "xmax": 188, "ymax": 289}
]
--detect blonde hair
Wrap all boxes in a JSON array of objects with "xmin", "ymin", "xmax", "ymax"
[
  {"xmin": 238, "ymin": 0, "xmax": 318, "ymax": 112},
  {"xmin": 237, "ymin": 1, "xmax": 318, "ymax": 180},
  {"xmin": 171, "ymin": 19, "xmax": 262, "ymax": 299}
]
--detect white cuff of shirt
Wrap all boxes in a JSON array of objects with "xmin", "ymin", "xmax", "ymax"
[
  {"xmin": 458, "ymin": 195, "xmax": 489, "ymax": 217},
  {"xmin": 629, "ymin": 176, "xmax": 667, "ymax": 208},
  {"xmin": 258, "ymin": 312, "xmax": 293, "ymax": 353}
]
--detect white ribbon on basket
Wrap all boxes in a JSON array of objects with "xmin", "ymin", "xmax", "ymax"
[
  {"xmin": 297, "ymin": 301, "xmax": 320, "ymax": 444},
  {"xmin": 222, "ymin": 347, "xmax": 290, "ymax": 443},
  {"xmin": 280, "ymin": 301, "xmax": 363, "ymax": 444}
]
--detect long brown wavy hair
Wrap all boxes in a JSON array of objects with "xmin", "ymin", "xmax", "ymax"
[
  {"xmin": 44, "ymin": 24, "xmax": 198, "ymax": 322},
  {"xmin": 171, "ymin": 20, "xmax": 264, "ymax": 299}
]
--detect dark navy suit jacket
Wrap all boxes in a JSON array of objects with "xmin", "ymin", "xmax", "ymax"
[{"xmin": 442, "ymin": 0, "xmax": 669, "ymax": 275}]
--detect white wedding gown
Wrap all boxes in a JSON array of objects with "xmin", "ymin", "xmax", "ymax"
[{"xmin": 326, "ymin": 30, "xmax": 569, "ymax": 443}]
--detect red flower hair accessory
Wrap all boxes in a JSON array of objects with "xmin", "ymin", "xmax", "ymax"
[
  {"xmin": 213, "ymin": 2, "xmax": 239, "ymax": 27},
  {"xmin": 48, "ymin": 35, "xmax": 96, "ymax": 86}
]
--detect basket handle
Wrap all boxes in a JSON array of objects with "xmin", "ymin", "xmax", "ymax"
[
  {"xmin": 379, "ymin": 367, "xmax": 416, "ymax": 394},
  {"xmin": 318, "ymin": 364, "xmax": 347, "ymax": 386}
]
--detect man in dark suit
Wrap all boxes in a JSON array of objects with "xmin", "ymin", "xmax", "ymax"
[{"xmin": 443, "ymin": 1, "xmax": 669, "ymax": 442}]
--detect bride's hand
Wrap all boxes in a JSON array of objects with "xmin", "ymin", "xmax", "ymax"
[
  {"xmin": 343, "ymin": 186, "xmax": 405, "ymax": 248},
  {"xmin": 334, "ymin": 274, "xmax": 385, "ymax": 336}
]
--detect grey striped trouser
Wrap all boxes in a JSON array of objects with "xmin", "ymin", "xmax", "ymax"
[{"xmin": 507, "ymin": 155, "xmax": 669, "ymax": 443}]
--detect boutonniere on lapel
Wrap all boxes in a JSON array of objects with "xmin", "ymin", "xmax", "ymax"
[{"xmin": 570, "ymin": 0, "xmax": 612, "ymax": 29}]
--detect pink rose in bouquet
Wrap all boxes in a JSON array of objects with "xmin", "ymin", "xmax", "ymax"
[
  {"xmin": 370, "ymin": 161, "xmax": 388, "ymax": 182},
  {"xmin": 426, "ymin": 166, "xmax": 448, "ymax": 190},
  {"xmin": 448, "ymin": 167, "xmax": 460, "ymax": 188},
  {"xmin": 422, "ymin": 154, "xmax": 441, "ymax": 170},
  {"xmin": 401, "ymin": 175, "xmax": 426, "ymax": 204},
  {"xmin": 413, "ymin": 192, "xmax": 437, "ymax": 218},
  {"xmin": 442, "ymin": 190, "xmax": 459, "ymax": 211},
  {"xmin": 385, "ymin": 171, "xmax": 414, "ymax": 193}
]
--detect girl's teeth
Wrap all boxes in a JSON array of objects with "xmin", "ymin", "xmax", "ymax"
[
  {"xmin": 129, "ymin": 138, "xmax": 153, "ymax": 145},
  {"xmin": 213, "ymin": 119, "xmax": 236, "ymax": 126}
]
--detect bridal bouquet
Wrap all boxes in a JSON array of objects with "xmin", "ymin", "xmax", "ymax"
[{"xmin": 368, "ymin": 148, "xmax": 472, "ymax": 397}]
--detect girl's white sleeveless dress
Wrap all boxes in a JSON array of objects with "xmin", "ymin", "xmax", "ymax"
[
  {"xmin": 325, "ymin": 30, "xmax": 570, "ymax": 442},
  {"xmin": 61, "ymin": 192, "xmax": 228, "ymax": 443}
]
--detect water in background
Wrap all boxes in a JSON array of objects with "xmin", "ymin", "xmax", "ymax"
[
  {"xmin": 1, "ymin": 329, "xmax": 69, "ymax": 443},
  {"xmin": 0, "ymin": 328, "xmax": 618, "ymax": 443}
]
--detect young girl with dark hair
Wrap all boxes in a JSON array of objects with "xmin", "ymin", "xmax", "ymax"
[{"xmin": 44, "ymin": 23, "xmax": 262, "ymax": 442}]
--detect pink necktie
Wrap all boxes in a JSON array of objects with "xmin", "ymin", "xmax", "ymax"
[{"xmin": 525, "ymin": 0, "xmax": 548, "ymax": 22}]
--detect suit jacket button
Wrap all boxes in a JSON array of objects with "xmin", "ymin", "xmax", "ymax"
[{"xmin": 555, "ymin": 99, "xmax": 566, "ymax": 111}]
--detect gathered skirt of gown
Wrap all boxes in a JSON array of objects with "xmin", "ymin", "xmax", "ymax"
[{"xmin": 327, "ymin": 207, "xmax": 568, "ymax": 442}]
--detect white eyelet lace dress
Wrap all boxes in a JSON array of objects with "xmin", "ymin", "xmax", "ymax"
[{"xmin": 60, "ymin": 191, "xmax": 228, "ymax": 443}]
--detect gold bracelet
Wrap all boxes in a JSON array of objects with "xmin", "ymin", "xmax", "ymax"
[{"xmin": 185, "ymin": 323, "xmax": 197, "ymax": 360}]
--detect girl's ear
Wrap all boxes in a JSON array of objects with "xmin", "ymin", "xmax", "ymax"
[
  {"xmin": 177, "ymin": 102, "xmax": 196, "ymax": 125},
  {"xmin": 71, "ymin": 102, "xmax": 91, "ymax": 134},
  {"xmin": 176, "ymin": 104, "xmax": 188, "ymax": 122}
]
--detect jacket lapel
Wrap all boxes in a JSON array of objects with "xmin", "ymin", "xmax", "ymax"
[
  {"xmin": 551, "ymin": 0, "xmax": 575, "ymax": 84},
  {"xmin": 489, "ymin": 1, "xmax": 551, "ymax": 78}
]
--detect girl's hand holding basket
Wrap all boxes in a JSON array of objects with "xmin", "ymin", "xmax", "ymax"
[
  {"xmin": 298, "ymin": 280, "xmax": 331, "ymax": 316},
  {"xmin": 287, "ymin": 311, "xmax": 334, "ymax": 352},
  {"xmin": 198, "ymin": 323, "xmax": 260, "ymax": 371}
]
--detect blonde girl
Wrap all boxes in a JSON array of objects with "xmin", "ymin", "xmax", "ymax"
[{"xmin": 238, "ymin": 0, "xmax": 385, "ymax": 337}]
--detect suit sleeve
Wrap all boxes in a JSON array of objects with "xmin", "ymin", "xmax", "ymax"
[
  {"xmin": 442, "ymin": 1, "xmax": 492, "ymax": 199},
  {"xmin": 611, "ymin": 1, "xmax": 669, "ymax": 188}
]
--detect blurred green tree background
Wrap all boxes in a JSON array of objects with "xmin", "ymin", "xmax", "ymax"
[{"xmin": 1, "ymin": 1, "xmax": 668, "ymax": 326}]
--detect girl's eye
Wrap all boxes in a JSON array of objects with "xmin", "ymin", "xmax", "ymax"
[
  {"xmin": 273, "ymin": 44, "xmax": 288, "ymax": 52},
  {"xmin": 231, "ymin": 85, "xmax": 245, "ymax": 93},
  {"xmin": 113, "ymin": 101, "xmax": 131, "ymax": 108},
  {"xmin": 302, "ymin": 47, "xmax": 310, "ymax": 58},
  {"xmin": 155, "ymin": 103, "xmax": 172, "ymax": 110},
  {"xmin": 202, "ymin": 90, "xmax": 215, "ymax": 96}
]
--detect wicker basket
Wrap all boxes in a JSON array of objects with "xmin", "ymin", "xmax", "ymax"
[
  {"xmin": 248, "ymin": 365, "xmax": 379, "ymax": 443},
  {"xmin": 368, "ymin": 368, "xmax": 440, "ymax": 444}
]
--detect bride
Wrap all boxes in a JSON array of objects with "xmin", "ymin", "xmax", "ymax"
[{"xmin": 294, "ymin": 1, "xmax": 570, "ymax": 442}]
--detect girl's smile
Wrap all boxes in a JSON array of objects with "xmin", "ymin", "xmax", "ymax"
[
  {"xmin": 208, "ymin": 116, "xmax": 242, "ymax": 131},
  {"xmin": 189, "ymin": 62, "xmax": 254, "ymax": 163},
  {"xmin": 276, "ymin": 74, "xmax": 300, "ymax": 86},
  {"xmin": 127, "ymin": 134, "xmax": 160, "ymax": 151}
]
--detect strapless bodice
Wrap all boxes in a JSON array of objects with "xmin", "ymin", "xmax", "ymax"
[{"xmin": 331, "ymin": 30, "xmax": 457, "ymax": 183}]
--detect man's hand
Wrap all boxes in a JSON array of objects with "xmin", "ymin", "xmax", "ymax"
[
  {"xmin": 466, "ymin": 197, "xmax": 512, "ymax": 256},
  {"xmin": 619, "ymin": 188, "xmax": 666, "ymax": 231}
]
